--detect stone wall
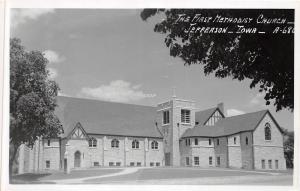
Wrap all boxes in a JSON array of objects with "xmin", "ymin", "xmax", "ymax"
[
  {"xmin": 253, "ymin": 113, "xmax": 286, "ymax": 170},
  {"xmin": 228, "ymin": 134, "xmax": 242, "ymax": 168}
]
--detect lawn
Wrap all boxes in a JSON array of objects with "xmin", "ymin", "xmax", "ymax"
[
  {"xmin": 11, "ymin": 168, "xmax": 121, "ymax": 184},
  {"xmin": 11, "ymin": 167, "xmax": 293, "ymax": 185}
]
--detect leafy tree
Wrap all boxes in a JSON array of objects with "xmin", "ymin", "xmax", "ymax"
[
  {"xmin": 141, "ymin": 9, "xmax": 294, "ymax": 111},
  {"xmin": 283, "ymin": 129, "xmax": 294, "ymax": 168},
  {"xmin": 10, "ymin": 38, "xmax": 63, "ymax": 176}
]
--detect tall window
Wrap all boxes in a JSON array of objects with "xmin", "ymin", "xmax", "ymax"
[
  {"xmin": 245, "ymin": 137, "xmax": 249, "ymax": 145},
  {"xmin": 89, "ymin": 138, "xmax": 97, "ymax": 147},
  {"xmin": 234, "ymin": 137, "xmax": 236, "ymax": 144},
  {"xmin": 265, "ymin": 123, "xmax": 271, "ymax": 140},
  {"xmin": 262, "ymin": 160, "xmax": 265, "ymax": 169},
  {"xmin": 194, "ymin": 138, "xmax": 198, "ymax": 145},
  {"xmin": 188, "ymin": 138, "xmax": 191, "ymax": 146},
  {"xmin": 194, "ymin": 157, "xmax": 199, "ymax": 165},
  {"xmin": 217, "ymin": 139, "xmax": 220, "ymax": 145},
  {"xmin": 151, "ymin": 140, "xmax": 158, "ymax": 149},
  {"xmin": 181, "ymin": 109, "xmax": 191, "ymax": 123},
  {"xmin": 132, "ymin": 139, "xmax": 139, "ymax": 149},
  {"xmin": 111, "ymin": 139, "xmax": 119, "ymax": 148},
  {"xmin": 46, "ymin": 160, "xmax": 50, "ymax": 168},
  {"xmin": 268, "ymin": 160, "xmax": 272, "ymax": 169},
  {"xmin": 209, "ymin": 156, "xmax": 213, "ymax": 165},
  {"xmin": 47, "ymin": 139, "xmax": 51, "ymax": 146},
  {"xmin": 163, "ymin": 110, "xmax": 170, "ymax": 124},
  {"xmin": 275, "ymin": 160, "xmax": 279, "ymax": 169},
  {"xmin": 209, "ymin": 139, "xmax": 212, "ymax": 145}
]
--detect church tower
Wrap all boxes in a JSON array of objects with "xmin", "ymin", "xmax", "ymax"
[{"xmin": 156, "ymin": 95, "xmax": 196, "ymax": 166}]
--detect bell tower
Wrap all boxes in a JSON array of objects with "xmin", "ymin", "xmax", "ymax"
[{"xmin": 156, "ymin": 95, "xmax": 196, "ymax": 166}]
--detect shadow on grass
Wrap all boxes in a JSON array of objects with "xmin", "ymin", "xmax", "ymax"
[{"xmin": 11, "ymin": 173, "xmax": 55, "ymax": 184}]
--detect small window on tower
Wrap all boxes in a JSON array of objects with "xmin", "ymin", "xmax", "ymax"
[
  {"xmin": 181, "ymin": 109, "xmax": 191, "ymax": 124},
  {"xmin": 163, "ymin": 110, "xmax": 170, "ymax": 125}
]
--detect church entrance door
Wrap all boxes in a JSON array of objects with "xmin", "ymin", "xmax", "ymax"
[{"xmin": 74, "ymin": 151, "xmax": 81, "ymax": 168}]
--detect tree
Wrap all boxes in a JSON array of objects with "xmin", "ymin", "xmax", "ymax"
[
  {"xmin": 283, "ymin": 129, "xmax": 294, "ymax": 168},
  {"xmin": 141, "ymin": 9, "xmax": 294, "ymax": 111},
  {"xmin": 10, "ymin": 38, "xmax": 63, "ymax": 176}
]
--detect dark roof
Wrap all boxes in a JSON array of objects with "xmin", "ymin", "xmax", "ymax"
[
  {"xmin": 195, "ymin": 107, "xmax": 218, "ymax": 125},
  {"xmin": 182, "ymin": 110, "xmax": 271, "ymax": 138},
  {"xmin": 55, "ymin": 96, "xmax": 162, "ymax": 138}
]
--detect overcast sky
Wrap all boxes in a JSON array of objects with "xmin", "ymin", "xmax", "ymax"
[{"xmin": 10, "ymin": 9, "xmax": 294, "ymax": 131}]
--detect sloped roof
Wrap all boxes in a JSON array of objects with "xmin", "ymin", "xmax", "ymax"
[
  {"xmin": 182, "ymin": 110, "xmax": 271, "ymax": 138},
  {"xmin": 55, "ymin": 96, "xmax": 162, "ymax": 138},
  {"xmin": 195, "ymin": 107, "xmax": 222, "ymax": 125}
]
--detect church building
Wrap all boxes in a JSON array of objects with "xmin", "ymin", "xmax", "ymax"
[{"xmin": 17, "ymin": 96, "xmax": 286, "ymax": 174}]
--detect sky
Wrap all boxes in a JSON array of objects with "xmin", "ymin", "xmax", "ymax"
[{"xmin": 10, "ymin": 9, "xmax": 294, "ymax": 131}]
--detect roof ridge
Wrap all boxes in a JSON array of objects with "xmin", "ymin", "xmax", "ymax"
[
  {"xmin": 57, "ymin": 96, "xmax": 156, "ymax": 108},
  {"xmin": 223, "ymin": 109, "xmax": 268, "ymax": 119}
]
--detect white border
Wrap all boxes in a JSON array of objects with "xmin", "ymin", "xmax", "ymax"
[{"xmin": 1, "ymin": 0, "xmax": 299, "ymax": 191}]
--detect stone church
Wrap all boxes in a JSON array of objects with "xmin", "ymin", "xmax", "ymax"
[{"xmin": 17, "ymin": 96, "xmax": 286, "ymax": 174}]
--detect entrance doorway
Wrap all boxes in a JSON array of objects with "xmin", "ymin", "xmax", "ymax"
[
  {"xmin": 165, "ymin": 153, "xmax": 171, "ymax": 166},
  {"xmin": 74, "ymin": 151, "xmax": 81, "ymax": 168}
]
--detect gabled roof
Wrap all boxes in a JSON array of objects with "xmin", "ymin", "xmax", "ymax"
[
  {"xmin": 55, "ymin": 96, "xmax": 162, "ymax": 138},
  {"xmin": 195, "ymin": 107, "xmax": 224, "ymax": 125},
  {"xmin": 182, "ymin": 110, "xmax": 273, "ymax": 138}
]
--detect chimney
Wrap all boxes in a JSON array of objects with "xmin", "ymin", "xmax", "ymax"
[{"xmin": 217, "ymin": 102, "xmax": 224, "ymax": 115}]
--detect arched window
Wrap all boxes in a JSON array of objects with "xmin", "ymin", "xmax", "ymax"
[
  {"xmin": 111, "ymin": 139, "xmax": 119, "ymax": 148},
  {"xmin": 245, "ymin": 137, "xmax": 249, "ymax": 145},
  {"xmin": 89, "ymin": 138, "xmax": 97, "ymax": 147},
  {"xmin": 132, "ymin": 140, "xmax": 139, "ymax": 149},
  {"xmin": 265, "ymin": 123, "xmax": 271, "ymax": 140},
  {"xmin": 151, "ymin": 140, "xmax": 158, "ymax": 149}
]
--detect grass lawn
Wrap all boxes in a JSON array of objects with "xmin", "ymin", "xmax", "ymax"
[
  {"xmin": 11, "ymin": 168, "xmax": 121, "ymax": 183},
  {"xmin": 85, "ymin": 167, "xmax": 293, "ymax": 185},
  {"xmin": 11, "ymin": 167, "xmax": 293, "ymax": 185}
]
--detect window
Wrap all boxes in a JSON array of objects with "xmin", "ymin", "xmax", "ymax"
[
  {"xmin": 275, "ymin": 160, "xmax": 279, "ymax": 169},
  {"xmin": 181, "ymin": 109, "xmax": 191, "ymax": 123},
  {"xmin": 132, "ymin": 140, "xmax": 139, "ymax": 149},
  {"xmin": 209, "ymin": 157, "xmax": 213, "ymax": 165},
  {"xmin": 137, "ymin": 162, "xmax": 142, "ymax": 166},
  {"xmin": 188, "ymin": 138, "xmax": 191, "ymax": 146},
  {"xmin": 268, "ymin": 160, "xmax": 272, "ymax": 169},
  {"xmin": 209, "ymin": 139, "xmax": 212, "ymax": 145},
  {"xmin": 265, "ymin": 123, "xmax": 271, "ymax": 140},
  {"xmin": 46, "ymin": 160, "xmax": 50, "ymax": 168},
  {"xmin": 150, "ymin": 162, "xmax": 154, "ymax": 167},
  {"xmin": 47, "ymin": 139, "xmax": 50, "ymax": 146},
  {"xmin": 262, "ymin": 160, "xmax": 265, "ymax": 169},
  {"xmin": 163, "ymin": 110, "xmax": 170, "ymax": 124},
  {"xmin": 89, "ymin": 138, "xmax": 97, "ymax": 147},
  {"xmin": 234, "ymin": 137, "xmax": 236, "ymax": 144},
  {"xmin": 156, "ymin": 162, "xmax": 160, "ymax": 166},
  {"xmin": 151, "ymin": 140, "xmax": 158, "ymax": 149},
  {"xmin": 94, "ymin": 162, "xmax": 99, "ymax": 166},
  {"xmin": 216, "ymin": 157, "xmax": 221, "ymax": 166},
  {"xmin": 245, "ymin": 137, "xmax": 249, "ymax": 145},
  {"xmin": 217, "ymin": 139, "xmax": 220, "ymax": 145},
  {"xmin": 194, "ymin": 138, "xmax": 198, "ymax": 145},
  {"xmin": 130, "ymin": 162, "xmax": 135, "ymax": 166},
  {"xmin": 111, "ymin": 139, "xmax": 119, "ymax": 148},
  {"xmin": 186, "ymin": 157, "xmax": 190, "ymax": 166},
  {"xmin": 194, "ymin": 157, "xmax": 199, "ymax": 165},
  {"xmin": 116, "ymin": 162, "xmax": 121, "ymax": 166},
  {"xmin": 185, "ymin": 139, "xmax": 188, "ymax": 146},
  {"xmin": 109, "ymin": 162, "xmax": 114, "ymax": 166}
]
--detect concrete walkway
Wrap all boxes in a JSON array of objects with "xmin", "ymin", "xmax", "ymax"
[{"xmin": 49, "ymin": 167, "xmax": 149, "ymax": 184}]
